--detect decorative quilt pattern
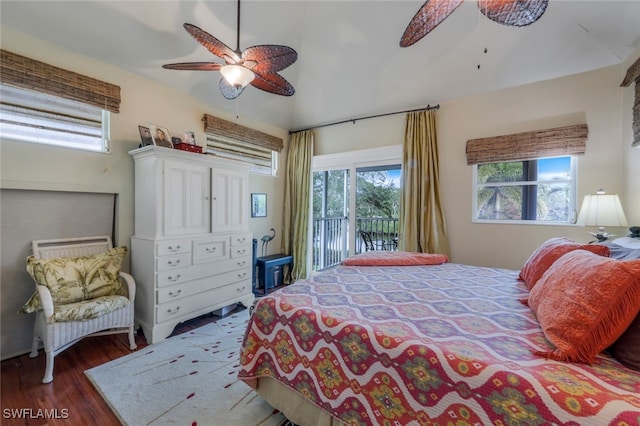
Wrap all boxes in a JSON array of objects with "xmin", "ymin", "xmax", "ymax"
[{"xmin": 238, "ymin": 263, "xmax": 640, "ymax": 425}]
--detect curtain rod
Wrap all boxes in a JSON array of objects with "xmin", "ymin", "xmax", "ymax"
[{"xmin": 289, "ymin": 104, "xmax": 440, "ymax": 134}]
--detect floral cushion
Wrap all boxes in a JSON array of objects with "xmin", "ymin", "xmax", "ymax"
[
  {"xmin": 51, "ymin": 295, "xmax": 130, "ymax": 322},
  {"xmin": 21, "ymin": 247, "xmax": 128, "ymax": 315}
]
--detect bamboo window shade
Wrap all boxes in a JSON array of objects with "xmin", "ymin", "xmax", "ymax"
[
  {"xmin": 0, "ymin": 50, "xmax": 121, "ymax": 113},
  {"xmin": 621, "ymin": 56, "xmax": 640, "ymax": 147},
  {"xmin": 465, "ymin": 124, "xmax": 588, "ymax": 165},
  {"xmin": 202, "ymin": 114, "xmax": 283, "ymax": 152}
]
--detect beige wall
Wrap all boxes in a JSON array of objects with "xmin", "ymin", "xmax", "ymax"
[
  {"xmin": 312, "ymin": 60, "xmax": 639, "ymax": 270},
  {"xmin": 0, "ymin": 28, "xmax": 289, "ymax": 256},
  {"xmin": 0, "ymin": 29, "xmax": 289, "ymax": 359}
]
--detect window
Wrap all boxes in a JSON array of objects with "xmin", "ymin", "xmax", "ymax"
[
  {"xmin": 473, "ymin": 156, "xmax": 576, "ymax": 223},
  {"xmin": 205, "ymin": 133, "xmax": 278, "ymax": 176},
  {"xmin": 0, "ymin": 84, "xmax": 110, "ymax": 152},
  {"xmin": 202, "ymin": 114, "xmax": 283, "ymax": 176}
]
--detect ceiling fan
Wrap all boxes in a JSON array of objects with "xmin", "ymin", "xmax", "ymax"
[
  {"xmin": 400, "ymin": 0, "xmax": 549, "ymax": 47},
  {"xmin": 163, "ymin": 0, "xmax": 297, "ymax": 99}
]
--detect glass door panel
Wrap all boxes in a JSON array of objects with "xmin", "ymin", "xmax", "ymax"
[
  {"xmin": 355, "ymin": 165, "xmax": 401, "ymax": 254},
  {"xmin": 312, "ymin": 169, "xmax": 349, "ymax": 271}
]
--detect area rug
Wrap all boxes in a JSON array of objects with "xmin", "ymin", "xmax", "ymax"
[{"xmin": 85, "ymin": 309, "xmax": 287, "ymax": 425}]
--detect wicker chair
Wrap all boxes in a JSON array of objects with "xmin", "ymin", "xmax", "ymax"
[{"xmin": 25, "ymin": 236, "xmax": 136, "ymax": 383}]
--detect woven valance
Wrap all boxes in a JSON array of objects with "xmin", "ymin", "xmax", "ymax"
[
  {"xmin": 466, "ymin": 124, "xmax": 588, "ymax": 165},
  {"xmin": 621, "ymin": 56, "xmax": 640, "ymax": 147},
  {"xmin": 0, "ymin": 50, "xmax": 121, "ymax": 113},
  {"xmin": 202, "ymin": 114, "xmax": 283, "ymax": 152}
]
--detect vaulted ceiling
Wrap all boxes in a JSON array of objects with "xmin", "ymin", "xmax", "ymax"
[{"xmin": 2, "ymin": 1, "xmax": 639, "ymax": 131}]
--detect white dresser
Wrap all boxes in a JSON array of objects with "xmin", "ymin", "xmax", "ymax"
[{"xmin": 129, "ymin": 146, "xmax": 254, "ymax": 344}]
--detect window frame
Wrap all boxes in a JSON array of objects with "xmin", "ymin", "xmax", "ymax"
[
  {"xmin": 472, "ymin": 155, "xmax": 578, "ymax": 225},
  {"xmin": 0, "ymin": 84, "xmax": 111, "ymax": 153}
]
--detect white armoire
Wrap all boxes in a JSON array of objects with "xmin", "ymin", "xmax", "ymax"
[{"xmin": 129, "ymin": 146, "xmax": 254, "ymax": 344}]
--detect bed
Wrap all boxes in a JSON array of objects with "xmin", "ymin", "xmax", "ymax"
[{"xmin": 238, "ymin": 242, "xmax": 640, "ymax": 425}]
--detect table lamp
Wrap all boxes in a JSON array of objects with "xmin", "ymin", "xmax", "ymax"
[{"xmin": 576, "ymin": 190, "xmax": 628, "ymax": 242}]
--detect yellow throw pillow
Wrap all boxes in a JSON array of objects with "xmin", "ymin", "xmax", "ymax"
[{"xmin": 22, "ymin": 247, "xmax": 128, "ymax": 311}]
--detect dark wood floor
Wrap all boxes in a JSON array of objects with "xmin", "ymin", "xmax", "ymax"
[{"xmin": 1, "ymin": 310, "xmax": 237, "ymax": 426}]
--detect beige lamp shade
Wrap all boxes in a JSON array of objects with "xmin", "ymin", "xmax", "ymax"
[{"xmin": 577, "ymin": 191, "xmax": 628, "ymax": 241}]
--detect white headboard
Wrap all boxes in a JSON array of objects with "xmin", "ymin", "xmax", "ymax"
[{"xmin": 32, "ymin": 236, "xmax": 113, "ymax": 260}]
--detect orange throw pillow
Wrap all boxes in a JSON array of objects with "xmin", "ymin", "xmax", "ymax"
[
  {"xmin": 341, "ymin": 251, "xmax": 448, "ymax": 266},
  {"xmin": 528, "ymin": 250, "xmax": 640, "ymax": 364},
  {"xmin": 519, "ymin": 237, "xmax": 609, "ymax": 290}
]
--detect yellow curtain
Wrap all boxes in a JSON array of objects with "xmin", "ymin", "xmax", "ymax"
[
  {"xmin": 282, "ymin": 130, "xmax": 314, "ymax": 281},
  {"xmin": 399, "ymin": 110, "xmax": 450, "ymax": 255}
]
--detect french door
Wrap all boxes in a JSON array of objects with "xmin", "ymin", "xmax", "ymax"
[{"xmin": 311, "ymin": 146, "xmax": 402, "ymax": 271}]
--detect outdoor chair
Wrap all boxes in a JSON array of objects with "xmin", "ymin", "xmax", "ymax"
[
  {"xmin": 20, "ymin": 236, "xmax": 136, "ymax": 383},
  {"xmin": 359, "ymin": 230, "xmax": 395, "ymax": 252}
]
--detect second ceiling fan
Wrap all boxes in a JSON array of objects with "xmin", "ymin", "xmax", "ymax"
[
  {"xmin": 163, "ymin": 0, "xmax": 298, "ymax": 100},
  {"xmin": 400, "ymin": 0, "xmax": 549, "ymax": 47}
]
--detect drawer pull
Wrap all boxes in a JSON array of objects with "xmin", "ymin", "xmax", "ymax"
[
  {"xmin": 168, "ymin": 290, "xmax": 182, "ymax": 298},
  {"xmin": 205, "ymin": 247, "xmax": 217, "ymax": 253},
  {"xmin": 236, "ymin": 237, "xmax": 246, "ymax": 243},
  {"xmin": 166, "ymin": 306, "xmax": 181, "ymax": 315},
  {"xmin": 237, "ymin": 272, "xmax": 247, "ymax": 278},
  {"xmin": 167, "ymin": 259, "xmax": 181, "ymax": 267},
  {"xmin": 236, "ymin": 285, "xmax": 246, "ymax": 292},
  {"xmin": 236, "ymin": 249, "xmax": 246, "ymax": 255},
  {"xmin": 237, "ymin": 260, "xmax": 246, "ymax": 266},
  {"xmin": 168, "ymin": 245, "xmax": 181, "ymax": 252},
  {"xmin": 167, "ymin": 274, "xmax": 181, "ymax": 282}
]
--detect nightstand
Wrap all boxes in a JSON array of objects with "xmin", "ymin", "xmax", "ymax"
[{"xmin": 256, "ymin": 254, "xmax": 293, "ymax": 293}]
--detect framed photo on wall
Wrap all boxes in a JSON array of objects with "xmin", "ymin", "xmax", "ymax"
[{"xmin": 251, "ymin": 193, "xmax": 267, "ymax": 218}]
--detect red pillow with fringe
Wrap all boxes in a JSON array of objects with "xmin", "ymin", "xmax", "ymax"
[
  {"xmin": 519, "ymin": 237, "xmax": 610, "ymax": 290},
  {"xmin": 528, "ymin": 250, "xmax": 640, "ymax": 364}
]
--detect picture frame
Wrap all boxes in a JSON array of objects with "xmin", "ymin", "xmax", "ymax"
[
  {"xmin": 150, "ymin": 125, "xmax": 173, "ymax": 148},
  {"xmin": 185, "ymin": 131, "xmax": 196, "ymax": 145},
  {"xmin": 251, "ymin": 193, "xmax": 267, "ymax": 218},
  {"xmin": 138, "ymin": 125, "xmax": 154, "ymax": 147}
]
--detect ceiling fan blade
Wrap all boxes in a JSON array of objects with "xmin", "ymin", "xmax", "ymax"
[
  {"xmin": 251, "ymin": 72, "xmax": 295, "ymax": 97},
  {"xmin": 219, "ymin": 78, "xmax": 245, "ymax": 100},
  {"xmin": 400, "ymin": 0, "xmax": 464, "ymax": 47},
  {"xmin": 478, "ymin": 0, "xmax": 548, "ymax": 26},
  {"xmin": 162, "ymin": 62, "xmax": 223, "ymax": 71},
  {"xmin": 242, "ymin": 45, "xmax": 298, "ymax": 74},
  {"xmin": 183, "ymin": 23, "xmax": 240, "ymax": 64}
]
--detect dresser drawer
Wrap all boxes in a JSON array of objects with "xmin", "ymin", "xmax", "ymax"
[
  {"xmin": 156, "ymin": 279, "xmax": 251, "ymax": 324},
  {"xmin": 193, "ymin": 237, "xmax": 228, "ymax": 264},
  {"xmin": 231, "ymin": 232, "xmax": 252, "ymax": 246},
  {"xmin": 230, "ymin": 243, "xmax": 251, "ymax": 259},
  {"xmin": 156, "ymin": 255, "xmax": 252, "ymax": 288},
  {"xmin": 156, "ymin": 253, "xmax": 190, "ymax": 271},
  {"xmin": 157, "ymin": 268, "xmax": 194, "ymax": 288},
  {"xmin": 157, "ymin": 268, "xmax": 244, "ymax": 304},
  {"xmin": 157, "ymin": 240, "xmax": 190, "ymax": 256},
  {"xmin": 213, "ymin": 279, "xmax": 253, "ymax": 303}
]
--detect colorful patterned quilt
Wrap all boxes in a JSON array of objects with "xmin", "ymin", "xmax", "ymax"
[{"xmin": 238, "ymin": 263, "xmax": 640, "ymax": 425}]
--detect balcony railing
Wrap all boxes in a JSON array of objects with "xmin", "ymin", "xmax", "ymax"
[{"xmin": 312, "ymin": 217, "xmax": 398, "ymax": 271}]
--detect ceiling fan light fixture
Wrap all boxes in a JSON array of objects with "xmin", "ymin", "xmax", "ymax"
[{"xmin": 220, "ymin": 64, "xmax": 255, "ymax": 88}]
